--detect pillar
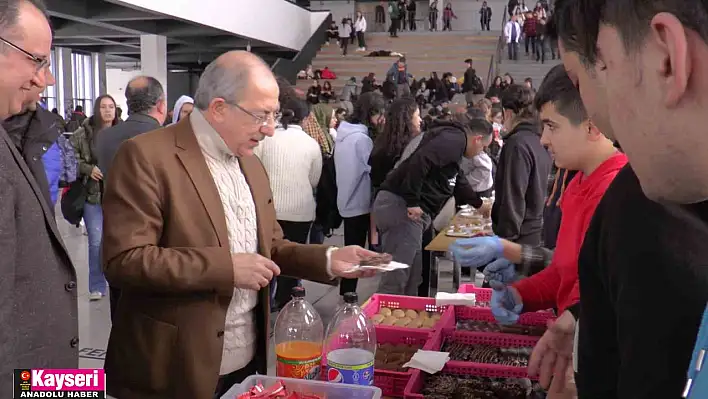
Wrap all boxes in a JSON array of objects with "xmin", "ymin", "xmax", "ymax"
[
  {"xmin": 140, "ymin": 34, "xmax": 168, "ymax": 99},
  {"xmin": 54, "ymin": 47, "xmax": 74, "ymax": 119},
  {"xmin": 92, "ymin": 52, "xmax": 107, "ymax": 98}
]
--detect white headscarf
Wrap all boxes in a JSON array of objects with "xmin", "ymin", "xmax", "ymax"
[{"xmin": 171, "ymin": 95, "xmax": 194, "ymax": 125}]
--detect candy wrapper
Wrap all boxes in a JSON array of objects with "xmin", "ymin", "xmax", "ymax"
[{"xmin": 237, "ymin": 381, "xmax": 325, "ymax": 399}]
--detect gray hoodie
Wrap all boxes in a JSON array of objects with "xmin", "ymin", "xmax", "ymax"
[
  {"xmin": 334, "ymin": 121, "xmax": 373, "ymax": 218},
  {"xmin": 340, "ymin": 81, "xmax": 359, "ymax": 102}
]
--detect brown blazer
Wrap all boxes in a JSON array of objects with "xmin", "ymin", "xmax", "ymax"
[{"xmin": 101, "ymin": 117, "xmax": 333, "ymax": 399}]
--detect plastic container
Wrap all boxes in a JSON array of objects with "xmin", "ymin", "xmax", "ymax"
[
  {"xmin": 373, "ymin": 326, "xmax": 432, "ymax": 398},
  {"xmin": 362, "ymin": 294, "xmax": 448, "ymax": 332},
  {"xmin": 221, "ymin": 375, "xmax": 382, "ymax": 399},
  {"xmin": 443, "ymin": 301, "xmax": 556, "ymax": 329},
  {"xmin": 324, "ymin": 292, "xmax": 377, "ymax": 386},
  {"xmin": 274, "ymin": 286, "xmax": 323, "ymax": 380}
]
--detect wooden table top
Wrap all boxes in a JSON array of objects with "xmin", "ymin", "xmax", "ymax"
[{"xmin": 425, "ymin": 212, "xmax": 491, "ymax": 252}]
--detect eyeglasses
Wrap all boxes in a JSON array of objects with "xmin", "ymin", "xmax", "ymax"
[
  {"xmin": 228, "ymin": 101, "xmax": 281, "ymax": 127},
  {"xmin": 0, "ymin": 36, "xmax": 49, "ymax": 72}
]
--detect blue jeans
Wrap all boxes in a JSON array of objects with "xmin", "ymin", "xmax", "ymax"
[{"xmin": 84, "ymin": 203, "xmax": 106, "ymax": 294}]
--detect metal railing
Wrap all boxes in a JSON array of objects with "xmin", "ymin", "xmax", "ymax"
[{"xmin": 485, "ymin": 6, "xmax": 507, "ymax": 88}]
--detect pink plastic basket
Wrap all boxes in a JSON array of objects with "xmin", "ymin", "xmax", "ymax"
[
  {"xmin": 453, "ymin": 302, "xmax": 556, "ymax": 327},
  {"xmin": 456, "ymin": 284, "xmax": 492, "ymax": 306},
  {"xmin": 362, "ymin": 294, "xmax": 449, "ymax": 332},
  {"xmin": 373, "ymin": 326, "xmax": 432, "ymax": 398},
  {"xmin": 403, "ymin": 362, "xmax": 533, "ymax": 399}
]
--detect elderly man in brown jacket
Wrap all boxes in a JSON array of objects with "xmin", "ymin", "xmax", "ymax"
[{"xmin": 101, "ymin": 51, "xmax": 376, "ymax": 399}]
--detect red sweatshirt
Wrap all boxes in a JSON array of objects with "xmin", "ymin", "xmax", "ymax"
[{"xmin": 513, "ymin": 152, "xmax": 628, "ymax": 313}]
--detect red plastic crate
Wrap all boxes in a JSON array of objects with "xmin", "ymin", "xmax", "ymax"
[
  {"xmin": 456, "ymin": 284, "xmax": 492, "ymax": 306},
  {"xmin": 362, "ymin": 294, "xmax": 449, "ymax": 332},
  {"xmin": 404, "ymin": 362, "xmax": 532, "ymax": 399},
  {"xmin": 372, "ymin": 326, "xmax": 432, "ymax": 398},
  {"xmin": 452, "ymin": 302, "xmax": 556, "ymax": 327}
]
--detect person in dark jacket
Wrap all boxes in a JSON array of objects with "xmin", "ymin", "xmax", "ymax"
[
  {"xmin": 462, "ymin": 59, "xmax": 484, "ymax": 105},
  {"xmin": 4, "ymin": 104, "xmax": 68, "ymax": 210},
  {"xmin": 374, "ymin": 114, "xmax": 490, "ymax": 295},
  {"xmin": 480, "ymin": 1, "xmax": 492, "ymax": 31},
  {"xmin": 369, "ymin": 97, "xmax": 422, "ymax": 192},
  {"xmin": 492, "ymin": 84, "xmax": 551, "ymax": 248},
  {"xmin": 94, "ymin": 76, "xmax": 167, "ymax": 316}
]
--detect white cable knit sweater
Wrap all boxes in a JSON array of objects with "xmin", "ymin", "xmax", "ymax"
[
  {"xmin": 254, "ymin": 125, "xmax": 322, "ymax": 222},
  {"xmin": 191, "ymin": 110, "xmax": 259, "ymax": 376}
]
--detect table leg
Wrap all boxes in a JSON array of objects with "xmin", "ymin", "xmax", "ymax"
[
  {"xmin": 429, "ymin": 251, "xmax": 440, "ymax": 297},
  {"xmin": 452, "ymin": 256, "xmax": 461, "ymax": 292}
]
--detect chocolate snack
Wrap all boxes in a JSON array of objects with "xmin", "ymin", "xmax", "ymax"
[
  {"xmin": 359, "ymin": 253, "xmax": 393, "ymax": 266},
  {"xmin": 456, "ymin": 319, "xmax": 547, "ymax": 336},
  {"xmin": 442, "ymin": 339, "xmax": 532, "ymax": 367},
  {"xmin": 375, "ymin": 342, "xmax": 421, "ymax": 372},
  {"xmin": 423, "ymin": 374, "xmax": 530, "ymax": 399}
]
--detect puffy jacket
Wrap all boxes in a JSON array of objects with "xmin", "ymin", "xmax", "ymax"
[{"xmin": 69, "ymin": 118, "xmax": 102, "ymax": 204}]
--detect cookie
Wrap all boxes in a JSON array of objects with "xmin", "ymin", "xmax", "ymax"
[
  {"xmin": 359, "ymin": 253, "xmax": 393, "ymax": 266},
  {"xmin": 408, "ymin": 318, "xmax": 424, "ymax": 328},
  {"xmin": 405, "ymin": 309, "xmax": 418, "ymax": 319},
  {"xmin": 379, "ymin": 307, "xmax": 392, "ymax": 317},
  {"xmin": 393, "ymin": 317, "xmax": 412, "ymax": 327},
  {"xmin": 392, "ymin": 309, "xmax": 406, "ymax": 318},
  {"xmin": 382, "ymin": 316, "xmax": 397, "ymax": 326},
  {"xmin": 372, "ymin": 314, "xmax": 385, "ymax": 325},
  {"xmin": 422, "ymin": 318, "xmax": 436, "ymax": 328}
]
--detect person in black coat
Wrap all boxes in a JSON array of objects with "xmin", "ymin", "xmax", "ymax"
[{"xmin": 492, "ymin": 84, "xmax": 552, "ymax": 247}]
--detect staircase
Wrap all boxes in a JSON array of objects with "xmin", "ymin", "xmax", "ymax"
[
  {"xmin": 296, "ymin": 31, "xmax": 499, "ymax": 94},
  {"xmin": 497, "ymin": 52, "xmax": 561, "ymax": 87}
]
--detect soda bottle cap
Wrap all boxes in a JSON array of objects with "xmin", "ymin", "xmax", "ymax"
[
  {"xmin": 343, "ymin": 292, "xmax": 358, "ymax": 304},
  {"xmin": 291, "ymin": 286, "xmax": 306, "ymax": 298}
]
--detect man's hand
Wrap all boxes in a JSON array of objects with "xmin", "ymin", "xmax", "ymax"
[
  {"xmin": 490, "ymin": 281, "xmax": 523, "ymax": 325},
  {"xmin": 529, "ymin": 310, "xmax": 576, "ymax": 393},
  {"xmin": 407, "ymin": 206, "xmax": 424, "ymax": 221},
  {"xmin": 478, "ymin": 201, "xmax": 492, "ymax": 218},
  {"xmin": 330, "ymin": 246, "xmax": 378, "ymax": 279},
  {"xmin": 231, "ymin": 253, "xmax": 281, "ymax": 291},
  {"xmin": 90, "ymin": 166, "xmax": 103, "ymax": 181},
  {"xmin": 483, "ymin": 257, "xmax": 517, "ymax": 284}
]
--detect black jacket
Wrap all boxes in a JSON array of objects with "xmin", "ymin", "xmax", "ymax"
[
  {"xmin": 542, "ymin": 167, "xmax": 577, "ymax": 249},
  {"xmin": 380, "ymin": 120, "xmax": 482, "ymax": 218},
  {"xmin": 369, "ymin": 147, "xmax": 402, "ymax": 193},
  {"xmin": 94, "ymin": 113, "xmax": 161, "ymax": 181},
  {"xmin": 576, "ymin": 165, "xmax": 708, "ymax": 399},
  {"xmin": 491, "ymin": 121, "xmax": 551, "ymax": 245},
  {"xmin": 3, "ymin": 107, "xmax": 62, "ymax": 210}
]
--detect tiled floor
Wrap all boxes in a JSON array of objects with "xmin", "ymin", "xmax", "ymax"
[{"xmin": 58, "ymin": 207, "xmax": 458, "ymax": 395}]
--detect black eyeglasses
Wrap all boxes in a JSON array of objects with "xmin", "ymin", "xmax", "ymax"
[
  {"xmin": 0, "ymin": 36, "xmax": 49, "ymax": 72},
  {"xmin": 228, "ymin": 101, "xmax": 281, "ymax": 127}
]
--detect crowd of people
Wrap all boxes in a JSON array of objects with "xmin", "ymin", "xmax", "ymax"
[{"xmin": 504, "ymin": 0, "xmax": 557, "ymax": 62}]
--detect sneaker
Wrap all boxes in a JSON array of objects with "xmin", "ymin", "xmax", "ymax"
[{"xmin": 89, "ymin": 291, "xmax": 104, "ymax": 301}]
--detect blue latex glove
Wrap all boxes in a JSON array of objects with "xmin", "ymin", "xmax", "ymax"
[
  {"xmin": 448, "ymin": 236, "xmax": 503, "ymax": 269},
  {"xmin": 490, "ymin": 281, "xmax": 523, "ymax": 325},
  {"xmin": 483, "ymin": 258, "xmax": 517, "ymax": 285}
]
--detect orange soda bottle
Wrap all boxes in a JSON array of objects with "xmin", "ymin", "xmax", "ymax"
[{"xmin": 274, "ymin": 286, "xmax": 324, "ymax": 380}]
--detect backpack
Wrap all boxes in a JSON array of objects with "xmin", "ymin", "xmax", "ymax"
[
  {"xmin": 315, "ymin": 154, "xmax": 342, "ymax": 236},
  {"xmin": 472, "ymin": 75, "xmax": 485, "ymax": 95}
]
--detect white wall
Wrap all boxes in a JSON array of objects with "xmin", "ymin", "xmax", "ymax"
[
  {"xmin": 309, "ymin": 1, "xmax": 355, "ymax": 26},
  {"xmin": 105, "ymin": 68, "xmax": 141, "ymax": 118},
  {"xmin": 111, "ymin": 0, "xmax": 329, "ymax": 51}
]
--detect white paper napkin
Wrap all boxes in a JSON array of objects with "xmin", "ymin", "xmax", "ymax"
[
  {"xmin": 403, "ymin": 350, "xmax": 450, "ymax": 374},
  {"xmin": 342, "ymin": 261, "xmax": 410, "ymax": 274},
  {"xmin": 435, "ymin": 292, "xmax": 477, "ymax": 306}
]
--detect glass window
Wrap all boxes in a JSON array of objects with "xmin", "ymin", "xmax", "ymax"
[
  {"xmin": 41, "ymin": 50, "xmax": 57, "ymax": 112},
  {"xmin": 71, "ymin": 52, "xmax": 94, "ymax": 115}
]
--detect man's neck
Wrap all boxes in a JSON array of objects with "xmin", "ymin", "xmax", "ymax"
[{"xmin": 580, "ymin": 143, "xmax": 619, "ymax": 177}]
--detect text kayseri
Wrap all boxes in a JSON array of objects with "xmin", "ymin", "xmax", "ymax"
[{"xmin": 31, "ymin": 370, "xmax": 101, "ymax": 390}]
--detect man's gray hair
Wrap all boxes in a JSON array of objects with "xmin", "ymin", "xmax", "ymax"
[
  {"xmin": 194, "ymin": 54, "xmax": 270, "ymax": 110},
  {"xmin": 0, "ymin": 0, "xmax": 48, "ymax": 36}
]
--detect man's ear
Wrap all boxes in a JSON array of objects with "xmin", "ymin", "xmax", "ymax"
[
  {"xmin": 586, "ymin": 119, "xmax": 604, "ymax": 141},
  {"xmin": 649, "ymin": 12, "xmax": 690, "ymax": 107}
]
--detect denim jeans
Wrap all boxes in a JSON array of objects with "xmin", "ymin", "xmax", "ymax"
[{"xmin": 84, "ymin": 202, "xmax": 106, "ymax": 294}]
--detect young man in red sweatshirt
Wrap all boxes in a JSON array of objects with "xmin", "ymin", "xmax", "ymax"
[{"xmin": 451, "ymin": 64, "xmax": 627, "ymax": 322}]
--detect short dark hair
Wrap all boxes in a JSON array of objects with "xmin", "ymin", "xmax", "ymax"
[
  {"xmin": 399, "ymin": 57, "xmax": 406, "ymax": 63},
  {"xmin": 464, "ymin": 58, "xmax": 473, "ymax": 64},
  {"xmin": 279, "ymin": 97, "xmax": 310, "ymax": 129},
  {"xmin": 500, "ymin": 84, "xmax": 535, "ymax": 116},
  {"xmin": 466, "ymin": 107, "xmax": 486, "ymax": 119},
  {"xmin": 468, "ymin": 118, "xmax": 493, "ymax": 138},
  {"xmin": 0, "ymin": 0, "xmax": 48, "ymax": 36},
  {"xmin": 534, "ymin": 64, "xmax": 588, "ymax": 125},
  {"xmin": 125, "ymin": 76, "xmax": 164, "ymax": 115},
  {"xmin": 553, "ymin": 0, "xmax": 708, "ymax": 66}
]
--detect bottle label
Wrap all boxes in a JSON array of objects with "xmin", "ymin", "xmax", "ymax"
[
  {"xmin": 276, "ymin": 355, "xmax": 322, "ymax": 380},
  {"xmin": 326, "ymin": 359, "xmax": 375, "ymax": 386}
]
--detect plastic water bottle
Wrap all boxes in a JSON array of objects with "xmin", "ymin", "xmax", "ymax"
[
  {"xmin": 323, "ymin": 292, "xmax": 377, "ymax": 386},
  {"xmin": 274, "ymin": 286, "xmax": 324, "ymax": 380}
]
